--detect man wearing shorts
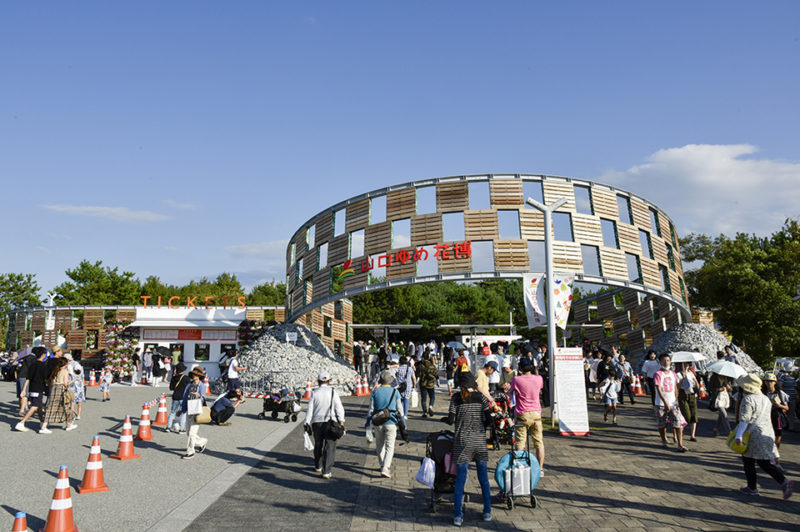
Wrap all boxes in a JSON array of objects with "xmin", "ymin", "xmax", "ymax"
[
  {"xmin": 509, "ymin": 360, "xmax": 545, "ymax": 471},
  {"xmin": 227, "ymin": 351, "xmax": 247, "ymax": 392},
  {"xmin": 654, "ymin": 353, "xmax": 688, "ymax": 452},
  {"xmin": 14, "ymin": 347, "xmax": 49, "ymax": 432}
]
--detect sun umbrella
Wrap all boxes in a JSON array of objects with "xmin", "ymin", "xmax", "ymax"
[
  {"xmin": 446, "ymin": 341, "xmax": 466, "ymax": 350},
  {"xmin": 670, "ymin": 351, "xmax": 706, "ymax": 363},
  {"xmin": 706, "ymin": 360, "xmax": 747, "ymax": 379}
]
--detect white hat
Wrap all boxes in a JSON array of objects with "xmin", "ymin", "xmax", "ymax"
[{"xmin": 318, "ymin": 371, "xmax": 331, "ymax": 382}]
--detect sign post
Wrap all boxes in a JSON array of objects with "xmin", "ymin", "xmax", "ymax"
[
  {"xmin": 285, "ymin": 332, "xmax": 298, "ymax": 344},
  {"xmin": 554, "ymin": 347, "xmax": 590, "ymax": 436}
]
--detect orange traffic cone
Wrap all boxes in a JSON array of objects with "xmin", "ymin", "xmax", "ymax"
[
  {"xmin": 633, "ymin": 375, "xmax": 646, "ymax": 396},
  {"xmin": 152, "ymin": 394, "xmax": 168, "ymax": 426},
  {"xmin": 88, "ymin": 372, "xmax": 97, "ymax": 387},
  {"xmin": 40, "ymin": 465, "xmax": 78, "ymax": 532},
  {"xmin": 302, "ymin": 378, "xmax": 313, "ymax": 401},
  {"xmin": 77, "ymin": 435, "xmax": 109, "ymax": 494},
  {"xmin": 352, "ymin": 375, "xmax": 362, "ymax": 396},
  {"xmin": 699, "ymin": 379, "xmax": 708, "ymax": 400},
  {"xmin": 110, "ymin": 415, "xmax": 140, "ymax": 460},
  {"xmin": 12, "ymin": 511, "xmax": 27, "ymax": 531},
  {"xmin": 134, "ymin": 404, "xmax": 153, "ymax": 441},
  {"xmin": 362, "ymin": 374, "xmax": 371, "ymax": 396},
  {"xmin": 204, "ymin": 375, "xmax": 210, "ymax": 395}
]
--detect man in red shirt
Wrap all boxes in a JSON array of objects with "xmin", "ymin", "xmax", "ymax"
[{"xmin": 509, "ymin": 360, "xmax": 545, "ymax": 472}]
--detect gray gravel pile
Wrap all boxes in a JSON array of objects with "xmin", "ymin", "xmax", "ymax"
[
  {"xmin": 220, "ymin": 323, "xmax": 358, "ymax": 395},
  {"xmin": 633, "ymin": 323, "xmax": 761, "ymax": 374}
]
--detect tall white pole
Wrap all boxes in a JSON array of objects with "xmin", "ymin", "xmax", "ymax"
[{"xmin": 526, "ymin": 196, "xmax": 567, "ymax": 426}]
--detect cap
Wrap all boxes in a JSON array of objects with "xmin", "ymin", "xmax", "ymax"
[
  {"xmin": 318, "ymin": 371, "xmax": 331, "ymax": 382},
  {"xmin": 485, "ymin": 361, "xmax": 499, "ymax": 372},
  {"xmin": 763, "ymin": 372, "xmax": 777, "ymax": 382}
]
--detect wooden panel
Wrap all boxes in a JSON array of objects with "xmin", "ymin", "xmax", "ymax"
[
  {"xmin": 20, "ymin": 331, "xmax": 34, "ymax": 346},
  {"xmin": 411, "ymin": 214, "xmax": 443, "ymax": 246},
  {"xmin": 438, "ymin": 251, "xmax": 472, "ymax": 273},
  {"xmin": 617, "ymin": 222, "xmax": 640, "ymax": 255},
  {"xmin": 572, "ymin": 214, "xmax": 603, "ymax": 247},
  {"xmin": 386, "ymin": 188, "xmax": 416, "ymax": 220},
  {"xmin": 304, "ymin": 282, "xmax": 313, "ymax": 305},
  {"xmin": 657, "ymin": 298, "xmax": 672, "ymax": 317},
  {"xmin": 436, "ymin": 182, "xmax": 469, "ymax": 213},
  {"xmin": 519, "ymin": 210, "xmax": 545, "ymax": 240},
  {"xmin": 490, "ymin": 180, "xmax": 523, "ymax": 207},
  {"xmin": 341, "ymin": 300, "xmax": 353, "ymax": 323},
  {"xmin": 586, "ymin": 326, "xmax": 604, "ymax": 342},
  {"xmin": 292, "ymin": 283, "xmax": 305, "ymax": 312},
  {"xmin": 311, "ymin": 309, "xmax": 324, "ymax": 335},
  {"xmin": 321, "ymin": 302, "xmax": 335, "ymax": 318},
  {"xmin": 292, "ymin": 230, "xmax": 308, "ymax": 261},
  {"xmin": 667, "ymin": 308, "xmax": 681, "ymax": 326},
  {"xmin": 637, "ymin": 300, "xmax": 654, "ymax": 326},
  {"xmin": 42, "ymin": 330, "xmax": 59, "ymax": 349},
  {"xmin": 14, "ymin": 313, "xmax": 27, "ymax": 331},
  {"xmin": 312, "ymin": 268, "xmax": 331, "ymax": 301},
  {"xmin": 31, "ymin": 311, "xmax": 46, "ymax": 331},
  {"xmin": 84, "ymin": 309, "xmax": 104, "ymax": 328},
  {"xmin": 364, "ymin": 221, "xmax": 392, "ymax": 255},
  {"xmin": 552, "ymin": 242, "xmax": 582, "ymax": 270},
  {"xmin": 628, "ymin": 329, "xmax": 646, "ymax": 352},
  {"xmin": 386, "ymin": 247, "xmax": 416, "ymax": 279},
  {"xmin": 327, "ymin": 234, "xmax": 349, "ymax": 267},
  {"xmin": 494, "ymin": 239, "xmax": 529, "ymax": 271},
  {"xmin": 573, "ymin": 301, "xmax": 589, "ymax": 323},
  {"xmin": 542, "ymin": 181, "xmax": 576, "ymax": 211},
  {"xmin": 599, "ymin": 248, "xmax": 628, "ymax": 279},
  {"xmin": 116, "ymin": 309, "xmax": 136, "ymax": 322},
  {"xmin": 315, "ymin": 212, "xmax": 334, "ymax": 246},
  {"xmin": 96, "ymin": 329, "xmax": 107, "ymax": 350},
  {"xmin": 652, "ymin": 236, "xmax": 669, "ymax": 266},
  {"xmin": 651, "ymin": 318, "xmax": 667, "ymax": 341},
  {"xmin": 464, "ymin": 210, "xmax": 498, "ymax": 240},
  {"xmin": 668, "ymin": 269, "xmax": 682, "ymax": 299},
  {"xmin": 274, "ymin": 307, "xmax": 286, "ymax": 322},
  {"xmin": 590, "ymin": 187, "xmax": 619, "ymax": 219},
  {"xmin": 622, "ymin": 289, "xmax": 639, "ymax": 310},
  {"xmin": 322, "ymin": 336, "xmax": 334, "ymax": 350},
  {"xmin": 55, "ymin": 310, "xmax": 72, "ymax": 330},
  {"xmin": 657, "ymin": 211, "xmax": 674, "ymax": 245},
  {"xmin": 346, "ymin": 198, "xmax": 371, "ymax": 231},
  {"xmin": 332, "ymin": 320, "xmax": 346, "ymax": 342},
  {"xmin": 303, "ymin": 248, "xmax": 318, "ymax": 279},
  {"xmin": 246, "ymin": 309, "xmax": 265, "ymax": 321},
  {"xmin": 640, "ymin": 257, "xmax": 661, "ymax": 289},
  {"xmin": 67, "ymin": 330, "xmax": 86, "ymax": 351},
  {"xmin": 343, "ymin": 264, "xmax": 369, "ymax": 291},
  {"xmin": 597, "ymin": 294, "xmax": 616, "ymax": 319},
  {"xmin": 612, "ymin": 313, "xmax": 631, "ymax": 333},
  {"xmin": 630, "ymin": 198, "xmax": 651, "ymax": 230}
]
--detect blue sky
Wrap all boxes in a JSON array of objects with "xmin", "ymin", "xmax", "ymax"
[{"xmin": 2, "ymin": 2, "xmax": 798, "ymax": 294}]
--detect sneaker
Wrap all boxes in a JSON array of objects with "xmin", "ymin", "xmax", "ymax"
[
  {"xmin": 14, "ymin": 422, "xmax": 29, "ymax": 432},
  {"xmin": 164, "ymin": 427, "xmax": 172, "ymax": 433},
  {"xmin": 322, "ymin": 473, "xmax": 332, "ymax": 479},
  {"xmin": 539, "ymin": 469, "xmax": 545, "ymax": 477},
  {"xmin": 783, "ymin": 480, "xmax": 795, "ymax": 500},
  {"xmin": 39, "ymin": 428, "xmax": 52, "ymax": 434},
  {"xmin": 482, "ymin": 512, "xmax": 492, "ymax": 522},
  {"xmin": 178, "ymin": 430, "xmax": 186, "ymax": 435},
  {"xmin": 314, "ymin": 468, "xmax": 322, "ymax": 473},
  {"xmin": 453, "ymin": 517, "xmax": 463, "ymax": 527},
  {"xmin": 65, "ymin": 423, "xmax": 78, "ymax": 431},
  {"xmin": 198, "ymin": 443, "xmax": 207, "ymax": 453},
  {"xmin": 739, "ymin": 486, "xmax": 760, "ymax": 496},
  {"xmin": 380, "ymin": 469, "xmax": 391, "ymax": 478},
  {"xmin": 181, "ymin": 453, "xmax": 195, "ymax": 460}
]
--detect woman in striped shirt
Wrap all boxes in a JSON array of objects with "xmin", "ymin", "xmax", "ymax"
[{"xmin": 448, "ymin": 372, "xmax": 494, "ymax": 527}]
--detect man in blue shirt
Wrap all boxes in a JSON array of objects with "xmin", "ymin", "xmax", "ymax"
[
  {"xmin": 211, "ymin": 390, "xmax": 244, "ymax": 426},
  {"xmin": 367, "ymin": 371, "xmax": 405, "ymax": 478}
]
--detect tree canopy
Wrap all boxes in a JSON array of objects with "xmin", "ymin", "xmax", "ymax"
[{"xmin": 0, "ymin": 273, "xmax": 42, "ymax": 350}]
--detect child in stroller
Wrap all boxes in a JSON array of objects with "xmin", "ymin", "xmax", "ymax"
[
  {"xmin": 488, "ymin": 390, "xmax": 515, "ymax": 450},
  {"xmin": 425, "ymin": 430, "xmax": 470, "ymax": 512},
  {"xmin": 257, "ymin": 388, "xmax": 301, "ymax": 423}
]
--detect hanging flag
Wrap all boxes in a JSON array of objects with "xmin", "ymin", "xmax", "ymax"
[
  {"xmin": 523, "ymin": 273, "xmax": 546, "ymax": 328},
  {"xmin": 553, "ymin": 274, "xmax": 574, "ymax": 329}
]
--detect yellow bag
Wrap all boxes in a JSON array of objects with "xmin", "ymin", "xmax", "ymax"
[
  {"xmin": 195, "ymin": 406, "xmax": 212, "ymax": 424},
  {"xmin": 726, "ymin": 430, "xmax": 750, "ymax": 454}
]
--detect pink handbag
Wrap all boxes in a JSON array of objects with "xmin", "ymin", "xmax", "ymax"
[{"xmin": 443, "ymin": 452, "xmax": 458, "ymax": 475}]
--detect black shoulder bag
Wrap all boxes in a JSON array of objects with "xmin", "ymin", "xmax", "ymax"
[
  {"xmin": 371, "ymin": 389, "xmax": 397, "ymax": 426},
  {"xmin": 324, "ymin": 388, "xmax": 345, "ymax": 440}
]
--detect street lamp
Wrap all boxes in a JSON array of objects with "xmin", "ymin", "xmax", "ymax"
[{"xmin": 525, "ymin": 195, "xmax": 568, "ymax": 424}]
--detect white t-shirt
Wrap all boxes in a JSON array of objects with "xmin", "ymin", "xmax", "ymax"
[
  {"xmin": 642, "ymin": 359, "xmax": 661, "ymax": 378},
  {"xmin": 484, "ymin": 354, "xmax": 501, "ymax": 384},
  {"xmin": 228, "ymin": 358, "xmax": 242, "ymax": 379},
  {"xmin": 654, "ymin": 369, "xmax": 677, "ymax": 407}
]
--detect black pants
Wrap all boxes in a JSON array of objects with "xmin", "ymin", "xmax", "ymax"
[
  {"xmin": 211, "ymin": 406, "xmax": 235, "ymax": 424},
  {"xmin": 312, "ymin": 422, "xmax": 337, "ymax": 475},
  {"xmin": 742, "ymin": 456, "xmax": 785, "ymax": 490},
  {"xmin": 646, "ymin": 377, "xmax": 656, "ymax": 405},
  {"xmin": 619, "ymin": 380, "xmax": 635, "ymax": 404}
]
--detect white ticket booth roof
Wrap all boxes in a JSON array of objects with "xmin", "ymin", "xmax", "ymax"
[{"xmin": 129, "ymin": 307, "xmax": 246, "ymax": 328}]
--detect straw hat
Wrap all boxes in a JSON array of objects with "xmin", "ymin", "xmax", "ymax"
[{"xmin": 736, "ymin": 373, "xmax": 762, "ymax": 395}]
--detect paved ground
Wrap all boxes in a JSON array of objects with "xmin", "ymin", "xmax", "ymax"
[
  {"xmin": 193, "ymin": 391, "xmax": 800, "ymax": 531},
  {"xmin": 0, "ymin": 381, "xmax": 297, "ymax": 531}
]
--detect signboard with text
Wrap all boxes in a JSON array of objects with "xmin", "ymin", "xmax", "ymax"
[{"xmin": 554, "ymin": 347, "xmax": 590, "ymax": 436}]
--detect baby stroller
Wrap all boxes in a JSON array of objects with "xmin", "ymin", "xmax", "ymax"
[
  {"xmin": 488, "ymin": 390, "xmax": 515, "ymax": 450},
  {"xmin": 425, "ymin": 430, "xmax": 469, "ymax": 513},
  {"xmin": 495, "ymin": 444, "xmax": 541, "ymax": 509},
  {"xmin": 257, "ymin": 389, "xmax": 301, "ymax": 423}
]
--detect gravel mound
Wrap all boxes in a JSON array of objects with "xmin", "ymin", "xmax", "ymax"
[
  {"xmin": 636, "ymin": 323, "xmax": 761, "ymax": 374},
  {"xmin": 220, "ymin": 323, "xmax": 358, "ymax": 395}
]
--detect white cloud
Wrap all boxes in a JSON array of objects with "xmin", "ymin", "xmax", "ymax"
[
  {"xmin": 43, "ymin": 205, "xmax": 170, "ymax": 222},
  {"xmin": 224, "ymin": 239, "xmax": 289, "ymax": 260},
  {"xmin": 164, "ymin": 246, "xmax": 178, "ymax": 252},
  {"xmin": 162, "ymin": 199, "xmax": 198, "ymax": 210},
  {"xmin": 602, "ymin": 144, "xmax": 800, "ymax": 236}
]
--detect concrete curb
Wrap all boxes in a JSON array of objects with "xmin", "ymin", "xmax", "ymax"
[{"xmin": 146, "ymin": 414, "xmax": 304, "ymax": 532}]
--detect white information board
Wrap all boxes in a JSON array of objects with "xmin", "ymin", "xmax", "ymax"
[
  {"xmin": 554, "ymin": 347, "xmax": 590, "ymax": 436},
  {"xmin": 285, "ymin": 332, "xmax": 298, "ymax": 343}
]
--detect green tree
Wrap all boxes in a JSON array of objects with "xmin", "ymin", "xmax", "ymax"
[
  {"xmin": 248, "ymin": 280, "xmax": 286, "ymax": 305},
  {"xmin": 1, "ymin": 273, "xmax": 42, "ymax": 350},
  {"xmin": 53, "ymin": 260, "xmax": 141, "ymax": 305},
  {"xmin": 680, "ymin": 220, "xmax": 800, "ymax": 366}
]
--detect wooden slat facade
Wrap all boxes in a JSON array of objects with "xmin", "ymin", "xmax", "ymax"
[
  {"xmin": 55, "ymin": 310, "xmax": 72, "ymax": 330},
  {"xmin": 346, "ymin": 199, "xmax": 371, "ymax": 232},
  {"xmin": 572, "ymin": 214, "xmax": 603, "ymax": 247},
  {"xmin": 67, "ymin": 330, "xmax": 86, "ymax": 351},
  {"xmin": 464, "ymin": 210, "xmax": 499, "ymax": 240},
  {"xmin": 622, "ymin": 289, "xmax": 640, "ymax": 310},
  {"xmin": 597, "ymin": 295, "xmax": 617, "ymax": 319},
  {"xmin": 311, "ymin": 309, "xmax": 324, "ymax": 335},
  {"xmin": 640, "ymin": 257, "xmax": 662, "ymax": 288},
  {"xmin": 630, "ymin": 198, "xmax": 652, "ymax": 230},
  {"xmin": 552, "ymin": 242, "xmax": 582, "ymax": 270},
  {"xmin": 315, "ymin": 212, "xmax": 334, "ymax": 246},
  {"xmin": 84, "ymin": 309, "xmax": 104, "ymax": 328},
  {"xmin": 494, "ymin": 239, "xmax": 529, "ymax": 271},
  {"xmin": 411, "ymin": 214, "xmax": 443, "ymax": 246},
  {"xmin": 31, "ymin": 311, "xmax": 46, "ymax": 331},
  {"xmin": 436, "ymin": 182, "xmax": 469, "ymax": 213},
  {"xmin": 364, "ymin": 221, "xmax": 392, "ymax": 256},
  {"xmin": 386, "ymin": 248, "xmax": 417, "ymax": 279},
  {"xmin": 20, "ymin": 331, "xmax": 34, "ymax": 346},
  {"xmin": 519, "ymin": 210, "xmax": 545, "ymax": 240},
  {"xmin": 246, "ymin": 309, "xmax": 265, "ymax": 321},
  {"xmin": 490, "ymin": 180, "xmax": 523, "ymax": 207},
  {"xmin": 628, "ymin": 329, "xmax": 646, "ymax": 352},
  {"xmin": 612, "ymin": 313, "xmax": 631, "ymax": 333},
  {"xmin": 591, "ymin": 187, "xmax": 619, "ymax": 219},
  {"xmin": 542, "ymin": 181, "xmax": 576, "ymax": 211},
  {"xmin": 14, "ymin": 313, "xmax": 27, "ymax": 331},
  {"xmin": 274, "ymin": 307, "xmax": 286, "ymax": 322},
  {"xmin": 599, "ymin": 248, "xmax": 628, "ymax": 279},
  {"xmin": 116, "ymin": 309, "xmax": 136, "ymax": 322},
  {"xmin": 42, "ymin": 330, "xmax": 59, "ymax": 349},
  {"xmin": 312, "ymin": 268, "xmax": 331, "ymax": 301},
  {"xmin": 585, "ymin": 326, "xmax": 604, "ymax": 342},
  {"xmin": 341, "ymin": 301, "xmax": 353, "ymax": 323},
  {"xmin": 321, "ymin": 302, "xmax": 335, "ymax": 318},
  {"xmin": 573, "ymin": 301, "xmax": 589, "ymax": 323},
  {"xmin": 616, "ymin": 222, "xmax": 641, "ymax": 256},
  {"xmin": 327, "ymin": 234, "xmax": 349, "ymax": 267},
  {"xmin": 386, "ymin": 188, "xmax": 416, "ymax": 220},
  {"xmin": 439, "ymin": 253, "xmax": 472, "ymax": 273}
]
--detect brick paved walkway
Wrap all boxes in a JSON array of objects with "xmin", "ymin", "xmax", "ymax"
[{"xmin": 192, "ymin": 392, "xmax": 800, "ymax": 531}]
